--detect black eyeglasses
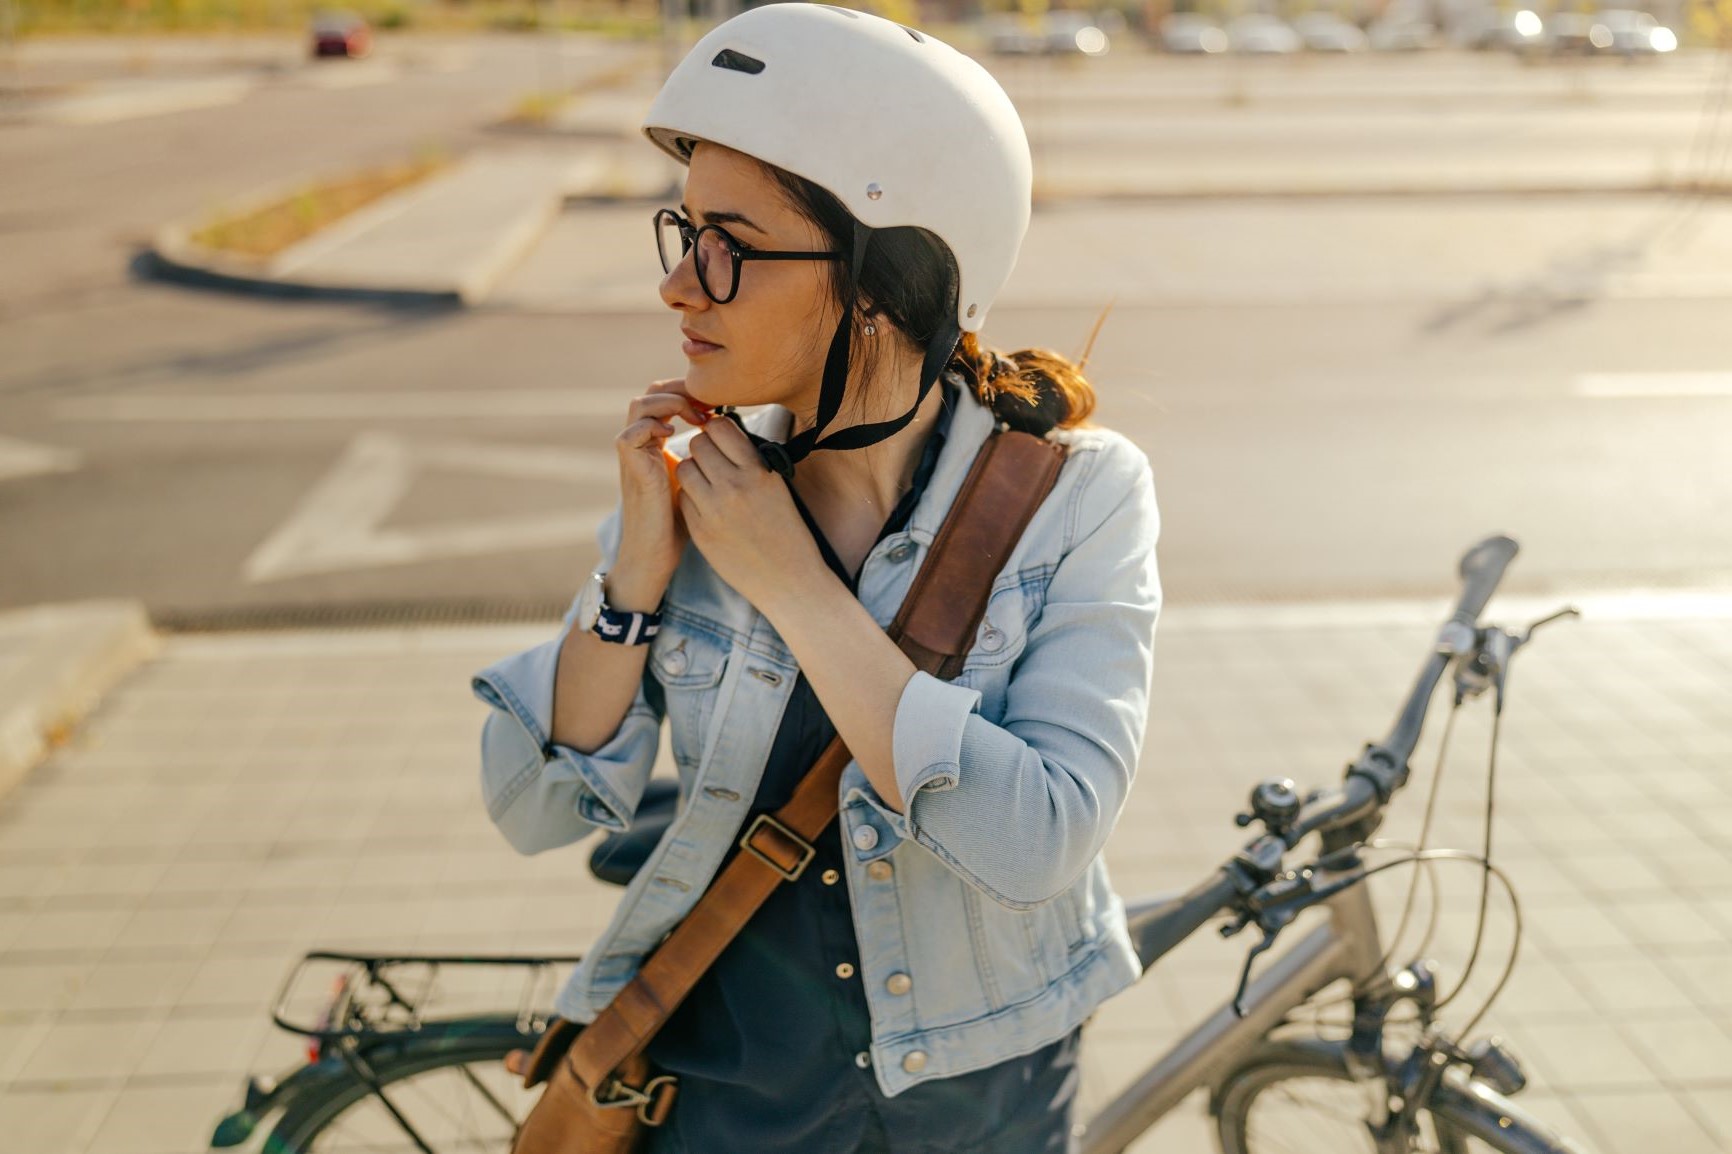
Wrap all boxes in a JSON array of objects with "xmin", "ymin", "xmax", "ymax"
[{"xmin": 654, "ymin": 208, "xmax": 843, "ymax": 305}]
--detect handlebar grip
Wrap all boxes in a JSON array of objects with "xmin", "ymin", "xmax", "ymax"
[
  {"xmin": 1451, "ymin": 535, "xmax": 1519, "ymax": 628},
  {"xmin": 1127, "ymin": 869, "xmax": 1241, "ymax": 970}
]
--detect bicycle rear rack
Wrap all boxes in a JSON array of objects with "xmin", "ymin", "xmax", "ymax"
[{"xmin": 270, "ymin": 949, "xmax": 585, "ymax": 1046}]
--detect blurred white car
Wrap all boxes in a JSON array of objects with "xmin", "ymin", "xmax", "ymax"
[
  {"xmin": 1367, "ymin": 14, "xmax": 1436, "ymax": 48},
  {"xmin": 1452, "ymin": 6, "xmax": 1546, "ymax": 51},
  {"xmin": 986, "ymin": 12, "xmax": 1112, "ymax": 55},
  {"xmin": 1543, "ymin": 10, "xmax": 1598, "ymax": 51},
  {"xmin": 1292, "ymin": 11, "xmax": 1368, "ymax": 51},
  {"xmin": 1596, "ymin": 9, "xmax": 1678, "ymax": 53},
  {"xmin": 1227, "ymin": 13, "xmax": 1303, "ymax": 53},
  {"xmin": 1159, "ymin": 12, "xmax": 1230, "ymax": 52}
]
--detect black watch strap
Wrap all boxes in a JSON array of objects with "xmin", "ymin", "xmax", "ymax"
[{"xmin": 592, "ymin": 604, "xmax": 661, "ymax": 645}]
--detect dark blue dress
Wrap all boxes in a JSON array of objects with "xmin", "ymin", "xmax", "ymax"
[{"xmin": 643, "ymin": 378, "xmax": 1081, "ymax": 1153}]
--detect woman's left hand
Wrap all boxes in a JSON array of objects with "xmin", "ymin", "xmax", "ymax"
[{"xmin": 675, "ymin": 414, "xmax": 826, "ymax": 612}]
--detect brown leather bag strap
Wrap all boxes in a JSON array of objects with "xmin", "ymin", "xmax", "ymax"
[{"xmin": 564, "ymin": 428, "xmax": 1068, "ymax": 1098}]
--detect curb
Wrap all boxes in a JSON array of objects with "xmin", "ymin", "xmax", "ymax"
[
  {"xmin": 143, "ymin": 159, "xmax": 477, "ymax": 308},
  {"xmin": 135, "ymin": 246, "xmax": 465, "ymax": 308},
  {"xmin": 0, "ymin": 601, "xmax": 160, "ymax": 801},
  {"xmin": 143, "ymin": 151, "xmax": 596, "ymax": 308}
]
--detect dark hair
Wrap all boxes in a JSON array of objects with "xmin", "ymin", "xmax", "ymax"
[{"xmin": 770, "ymin": 168, "xmax": 1096, "ymax": 437}]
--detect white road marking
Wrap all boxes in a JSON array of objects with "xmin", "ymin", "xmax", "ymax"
[
  {"xmin": 56, "ymin": 390, "xmax": 632, "ymax": 423},
  {"xmin": 37, "ymin": 77, "xmax": 255, "ymax": 125},
  {"xmin": 0, "ymin": 435, "xmax": 82, "ymax": 482},
  {"xmin": 1574, "ymin": 373, "xmax": 1732, "ymax": 398},
  {"xmin": 298, "ymin": 60, "xmax": 399, "ymax": 89},
  {"xmin": 244, "ymin": 431, "xmax": 616, "ymax": 583}
]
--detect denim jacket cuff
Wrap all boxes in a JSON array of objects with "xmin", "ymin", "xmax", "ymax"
[
  {"xmin": 891, "ymin": 670, "xmax": 981, "ymax": 809},
  {"xmin": 471, "ymin": 628, "xmax": 641, "ymax": 834}
]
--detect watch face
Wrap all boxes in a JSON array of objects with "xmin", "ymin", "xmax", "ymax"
[{"xmin": 576, "ymin": 571, "xmax": 606, "ymax": 631}]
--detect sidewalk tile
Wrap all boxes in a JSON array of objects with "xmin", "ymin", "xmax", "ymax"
[
  {"xmin": 1568, "ymin": 1088, "xmax": 1723, "ymax": 1154},
  {"xmin": 1507, "ymin": 1016, "xmax": 1663, "ymax": 1090},
  {"xmin": 1620, "ymin": 1014, "xmax": 1732, "ymax": 1086},
  {"xmin": 0, "ymin": 959, "xmax": 96, "ymax": 1014},
  {"xmin": 84, "ymin": 1081, "xmax": 232, "ymax": 1154},
  {"xmin": 1686, "ymin": 1088, "xmax": 1732, "ymax": 1145},
  {"xmin": 0, "ymin": 1086, "xmax": 117, "ymax": 1154},
  {"xmin": 1565, "ymin": 954, "xmax": 1703, "ymax": 1014},
  {"xmin": 133, "ymin": 1013, "xmax": 266, "ymax": 1079},
  {"xmin": 13, "ymin": 1017, "xmax": 162, "ymax": 1083},
  {"xmin": 64, "ymin": 959, "xmax": 199, "ymax": 1014}
]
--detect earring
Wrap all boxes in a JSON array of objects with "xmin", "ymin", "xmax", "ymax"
[{"xmin": 863, "ymin": 321, "xmax": 877, "ymax": 336}]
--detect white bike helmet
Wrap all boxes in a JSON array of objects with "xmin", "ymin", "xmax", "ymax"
[{"xmin": 643, "ymin": 4, "xmax": 1033, "ymax": 473}]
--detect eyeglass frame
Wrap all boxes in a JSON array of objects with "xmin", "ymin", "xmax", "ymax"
[{"xmin": 653, "ymin": 208, "xmax": 844, "ymax": 305}]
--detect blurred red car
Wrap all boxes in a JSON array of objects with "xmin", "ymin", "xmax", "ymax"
[{"xmin": 311, "ymin": 10, "xmax": 372, "ymax": 58}]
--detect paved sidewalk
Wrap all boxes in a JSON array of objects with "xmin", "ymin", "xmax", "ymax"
[{"xmin": 0, "ymin": 596, "xmax": 1729, "ymax": 1152}]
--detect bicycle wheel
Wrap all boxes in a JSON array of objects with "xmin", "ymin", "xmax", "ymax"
[
  {"xmin": 266, "ymin": 1039, "xmax": 537, "ymax": 1153},
  {"xmin": 1214, "ymin": 1040, "xmax": 1578, "ymax": 1154}
]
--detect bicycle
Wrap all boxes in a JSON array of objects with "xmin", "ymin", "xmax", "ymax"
[{"xmin": 210, "ymin": 534, "xmax": 1589, "ymax": 1153}]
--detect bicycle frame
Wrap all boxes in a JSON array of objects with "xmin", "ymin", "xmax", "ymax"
[{"xmin": 1078, "ymin": 859, "xmax": 1390, "ymax": 1154}]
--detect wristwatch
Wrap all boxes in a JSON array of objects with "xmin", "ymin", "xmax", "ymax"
[{"xmin": 575, "ymin": 570, "xmax": 663, "ymax": 645}]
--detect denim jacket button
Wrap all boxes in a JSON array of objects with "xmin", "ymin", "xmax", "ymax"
[
  {"xmin": 980, "ymin": 626, "xmax": 1004, "ymax": 653},
  {"xmin": 854, "ymin": 1051, "xmax": 872, "ymax": 1069},
  {"xmin": 821, "ymin": 868, "xmax": 840, "ymax": 886},
  {"xmin": 867, "ymin": 860, "xmax": 893, "ymax": 881},
  {"xmin": 886, "ymin": 540, "xmax": 916, "ymax": 563},
  {"xmin": 886, "ymin": 972, "xmax": 912, "ymax": 996},
  {"xmin": 660, "ymin": 648, "xmax": 689, "ymax": 676},
  {"xmin": 902, "ymin": 1051, "xmax": 927, "ymax": 1073},
  {"xmin": 852, "ymin": 824, "xmax": 880, "ymax": 852}
]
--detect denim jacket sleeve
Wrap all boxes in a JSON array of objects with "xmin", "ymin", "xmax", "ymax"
[
  {"xmin": 877, "ymin": 438, "xmax": 1161, "ymax": 909},
  {"xmin": 472, "ymin": 503, "xmax": 665, "ymax": 855}
]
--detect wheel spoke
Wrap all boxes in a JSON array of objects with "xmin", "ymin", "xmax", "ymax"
[{"xmin": 303, "ymin": 1058, "xmax": 535, "ymax": 1152}]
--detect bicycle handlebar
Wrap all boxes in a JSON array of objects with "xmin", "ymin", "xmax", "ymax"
[
  {"xmin": 1451, "ymin": 535, "xmax": 1519, "ymax": 629},
  {"xmin": 1366, "ymin": 534, "xmax": 1517, "ymax": 793},
  {"xmin": 1127, "ymin": 868, "xmax": 1242, "ymax": 969},
  {"xmin": 1129, "ymin": 536, "xmax": 1522, "ymax": 970}
]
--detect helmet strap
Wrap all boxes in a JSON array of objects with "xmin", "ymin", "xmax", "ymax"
[{"xmin": 746, "ymin": 220, "xmax": 962, "ymax": 479}]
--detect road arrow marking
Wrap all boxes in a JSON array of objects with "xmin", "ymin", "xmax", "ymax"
[
  {"xmin": 0, "ymin": 436, "xmax": 82, "ymax": 483},
  {"xmin": 1575, "ymin": 373, "xmax": 1732, "ymax": 398},
  {"xmin": 244, "ymin": 432, "xmax": 616, "ymax": 583},
  {"xmin": 56, "ymin": 389, "xmax": 631, "ymax": 423}
]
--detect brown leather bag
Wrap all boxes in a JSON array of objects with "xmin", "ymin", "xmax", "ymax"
[{"xmin": 506, "ymin": 428, "xmax": 1068, "ymax": 1154}]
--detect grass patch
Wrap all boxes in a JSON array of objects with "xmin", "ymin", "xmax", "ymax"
[
  {"xmin": 501, "ymin": 88, "xmax": 567, "ymax": 125},
  {"xmin": 13, "ymin": 0, "xmax": 665, "ymax": 37},
  {"xmin": 191, "ymin": 147, "xmax": 452, "ymax": 260}
]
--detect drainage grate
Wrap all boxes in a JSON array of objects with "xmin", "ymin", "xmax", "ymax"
[{"xmin": 154, "ymin": 600, "xmax": 568, "ymax": 634}]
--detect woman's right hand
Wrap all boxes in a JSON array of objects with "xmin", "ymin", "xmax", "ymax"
[{"xmin": 612, "ymin": 379, "xmax": 713, "ymax": 599}]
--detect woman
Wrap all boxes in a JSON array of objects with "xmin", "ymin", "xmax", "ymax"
[{"xmin": 474, "ymin": 7, "xmax": 1162, "ymax": 1152}]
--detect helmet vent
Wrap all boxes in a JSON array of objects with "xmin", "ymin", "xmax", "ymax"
[
  {"xmin": 711, "ymin": 48, "xmax": 766, "ymax": 74},
  {"xmin": 900, "ymin": 25, "xmax": 925, "ymax": 42}
]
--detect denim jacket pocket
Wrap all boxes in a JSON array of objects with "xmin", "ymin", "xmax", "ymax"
[{"xmin": 648, "ymin": 615, "xmax": 730, "ymax": 772}]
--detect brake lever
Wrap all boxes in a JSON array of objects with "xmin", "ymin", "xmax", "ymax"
[
  {"xmin": 1453, "ymin": 605, "xmax": 1580, "ymax": 705},
  {"xmin": 1232, "ymin": 929, "xmax": 1277, "ymax": 1018}
]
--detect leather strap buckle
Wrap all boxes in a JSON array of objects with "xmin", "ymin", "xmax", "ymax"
[
  {"xmin": 738, "ymin": 813, "xmax": 815, "ymax": 882},
  {"xmin": 588, "ymin": 1073, "xmax": 679, "ymax": 1126}
]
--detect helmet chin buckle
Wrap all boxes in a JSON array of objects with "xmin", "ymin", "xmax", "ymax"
[{"xmin": 756, "ymin": 440, "xmax": 796, "ymax": 479}]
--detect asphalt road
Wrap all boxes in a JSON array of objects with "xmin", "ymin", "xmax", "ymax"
[{"xmin": 2, "ymin": 39, "xmax": 1729, "ymax": 622}]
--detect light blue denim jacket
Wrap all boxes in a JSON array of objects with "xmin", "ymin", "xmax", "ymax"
[{"xmin": 473, "ymin": 377, "xmax": 1162, "ymax": 1097}]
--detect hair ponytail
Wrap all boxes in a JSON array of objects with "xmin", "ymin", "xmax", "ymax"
[
  {"xmin": 948, "ymin": 331, "xmax": 1097, "ymax": 437},
  {"xmin": 770, "ymin": 163, "xmax": 1101, "ymax": 439}
]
